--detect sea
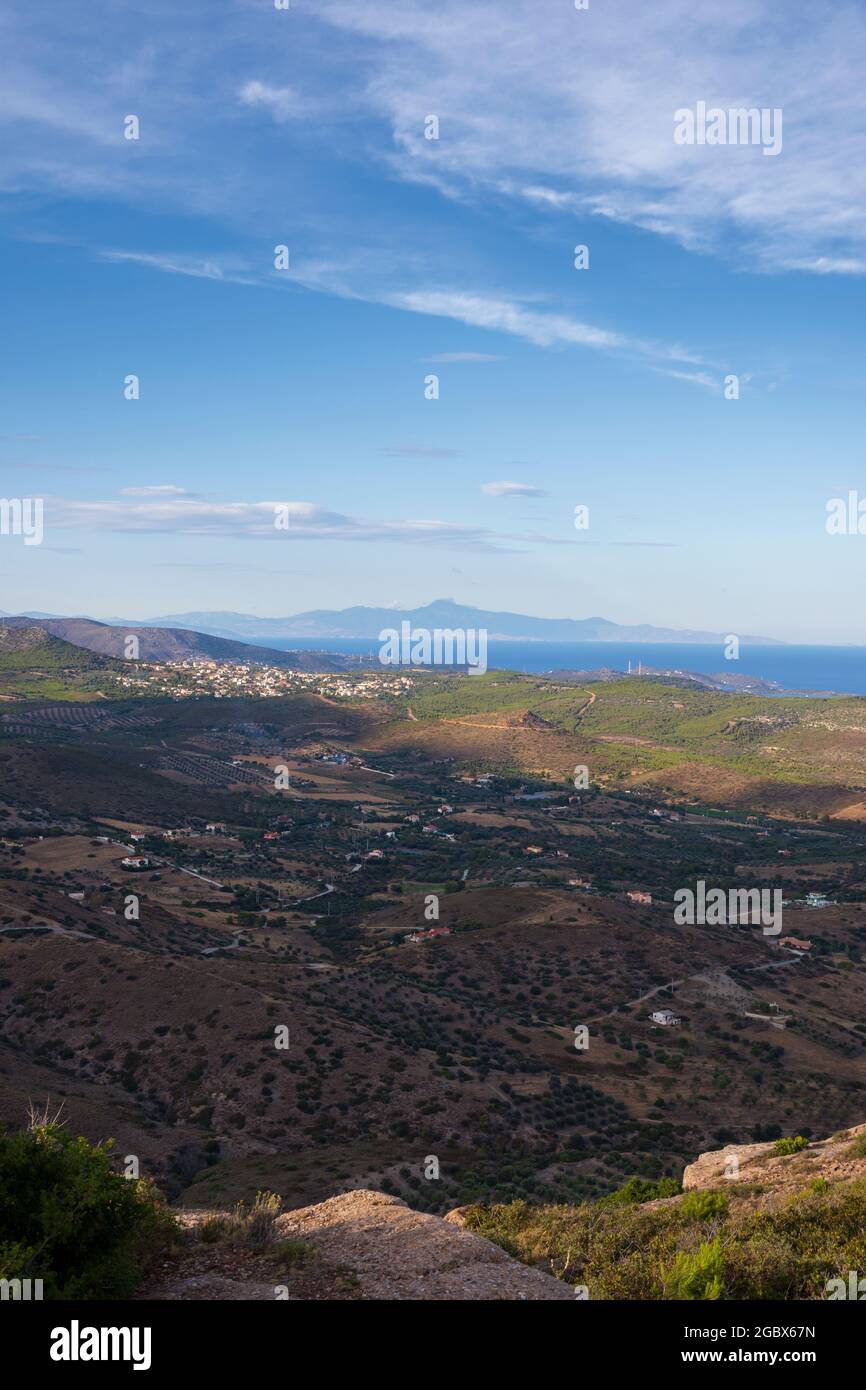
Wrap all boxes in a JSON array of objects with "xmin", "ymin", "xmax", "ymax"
[{"xmin": 265, "ymin": 638, "xmax": 866, "ymax": 698}]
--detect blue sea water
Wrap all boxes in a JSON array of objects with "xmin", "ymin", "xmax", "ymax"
[{"xmin": 267, "ymin": 638, "xmax": 866, "ymax": 697}]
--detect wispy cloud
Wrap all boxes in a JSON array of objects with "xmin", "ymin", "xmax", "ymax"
[
  {"xmin": 379, "ymin": 444, "xmax": 462, "ymax": 459},
  {"xmin": 4, "ymin": 0, "xmax": 866, "ymax": 281},
  {"xmin": 392, "ymin": 289, "xmax": 707, "ymax": 370},
  {"xmin": 424, "ymin": 352, "xmax": 503, "ymax": 363},
  {"xmin": 317, "ymin": 0, "xmax": 866, "ymax": 275},
  {"xmin": 100, "ymin": 250, "xmax": 258, "ymax": 286},
  {"xmin": 119, "ymin": 484, "xmax": 193, "ymax": 497},
  {"xmin": 394, "ymin": 290, "xmax": 625, "ymax": 352},
  {"xmin": 43, "ymin": 493, "xmax": 528, "ymax": 552},
  {"xmin": 237, "ymin": 80, "xmax": 308, "ymax": 123},
  {"xmin": 481, "ymin": 481, "xmax": 546, "ymax": 499}
]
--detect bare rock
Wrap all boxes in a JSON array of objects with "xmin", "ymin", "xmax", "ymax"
[{"xmin": 277, "ymin": 1189, "xmax": 574, "ymax": 1300}]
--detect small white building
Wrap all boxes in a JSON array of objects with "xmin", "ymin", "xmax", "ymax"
[{"xmin": 650, "ymin": 1009, "xmax": 681, "ymax": 1026}]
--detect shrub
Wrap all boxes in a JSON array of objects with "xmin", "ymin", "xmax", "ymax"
[
  {"xmin": 0, "ymin": 1122, "xmax": 175, "ymax": 1298},
  {"xmin": 774, "ymin": 1136, "xmax": 808, "ymax": 1156},
  {"xmin": 680, "ymin": 1190, "xmax": 729, "ymax": 1222},
  {"xmin": 660, "ymin": 1239, "xmax": 724, "ymax": 1300},
  {"xmin": 198, "ymin": 1191, "xmax": 282, "ymax": 1248},
  {"xmin": 596, "ymin": 1175, "xmax": 681, "ymax": 1208}
]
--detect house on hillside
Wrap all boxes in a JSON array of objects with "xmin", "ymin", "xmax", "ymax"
[
  {"xmin": 405, "ymin": 926, "xmax": 451, "ymax": 944},
  {"xmin": 628, "ymin": 890, "xmax": 652, "ymax": 905},
  {"xmin": 121, "ymin": 855, "xmax": 149, "ymax": 870},
  {"xmin": 778, "ymin": 936, "xmax": 812, "ymax": 952},
  {"xmin": 650, "ymin": 1009, "xmax": 681, "ymax": 1026}
]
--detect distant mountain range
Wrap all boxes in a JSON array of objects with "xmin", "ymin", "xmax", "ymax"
[{"xmin": 92, "ymin": 598, "xmax": 783, "ymax": 646}]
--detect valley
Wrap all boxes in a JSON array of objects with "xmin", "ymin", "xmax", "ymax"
[{"xmin": 1, "ymin": 634, "xmax": 865, "ymax": 1225}]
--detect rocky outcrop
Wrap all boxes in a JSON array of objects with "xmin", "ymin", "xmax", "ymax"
[
  {"xmin": 144, "ymin": 1190, "xmax": 574, "ymax": 1300},
  {"xmin": 278, "ymin": 1189, "xmax": 574, "ymax": 1300},
  {"xmin": 683, "ymin": 1122, "xmax": 866, "ymax": 1193}
]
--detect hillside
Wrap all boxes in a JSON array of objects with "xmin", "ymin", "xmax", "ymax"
[
  {"xmin": 368, "ymin": 671, "xmax": 866, "ymax": 815},
  {"xmin": 0, "ymin": 624, "xmax": 111, "ymax": 670},
  {"xmin": 0, "ymin": 617, "xmax": 348, "ymax": 671},
  {"xmin": 0, "ymin": 623, "xmax": 127, "ymax": 700}
]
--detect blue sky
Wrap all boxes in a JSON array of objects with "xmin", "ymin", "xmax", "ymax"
[{"xmin": 2, "ymin": 0, "xmax": 866, "ymax": 641}]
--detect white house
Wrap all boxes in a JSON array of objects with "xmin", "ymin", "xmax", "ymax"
[{"xmin": 650, "ymin": 1009, "xmax": 681, "ymax": 1026}]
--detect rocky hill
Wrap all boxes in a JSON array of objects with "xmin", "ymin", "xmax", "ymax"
[{"xmin": 0, "ymin": 616, "xmax": 348, "ymax": 671}]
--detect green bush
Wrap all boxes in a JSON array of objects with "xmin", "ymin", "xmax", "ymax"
[
  {"xmin": 198, "ymin": 1190, "xmax": 282, "ymax": 1248},
  {"xmin": 0, "ymin": 1122, "xmax": 175, "ymax": 1298},
  {"xmin": 774, "ymin": 1136, "xmax": 808, "ymax": 1156},
  {"xmin": 680, "ymin": 1190, "xmax": 729, "ymax": 1221},
  {"xmin": 596, "ymin": 1175, "xmax": 681, "ymax": 1208},
  {"xmin": 660, "ymin": 1239, "xmax": 724, "ymax": 1300}
]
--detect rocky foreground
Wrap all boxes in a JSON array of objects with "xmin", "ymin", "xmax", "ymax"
[
  {"xmin": 141, "ymin": 1189, "xmax": 574, "ymax": 1301},
  {"xmin": 141, "ymin": 1123, "xmax": 866, "ymax": 1300}
]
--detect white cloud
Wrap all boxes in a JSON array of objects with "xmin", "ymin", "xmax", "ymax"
[
  {"xmin": 100, "ymin": 250, "xmax": 257, "ymax": 285},
  {"xmin": 238, "ymin": 80, "xmax": 306, "ymax": 123},
  {"xmin": 395, "ymin": 290, "xmax": 624, "ymax": 352},
  {"xmin": 425, "ymin": 352, "xmax": 503, "ymax": 363},
  {"xmin": 4, "ymin": 1, "xmax": 866, "ymax": 279},
  {"xmin": 119, "ymin": 485, "xmax": 191, "ymax": 497},
  {"xmin": 43, "ymin": 494, "xmax": 527, "ymax": 551},
  {"xmin": 393, "ymin": 289, "xmax": 706, "ymax": 368},
  {"xmin": 481, "ymin": 481, "xmax": 546, "ymax": 498},
  {"xmin": 317, "ymin": 0, "xmax": 866, "ymax": 274}
]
